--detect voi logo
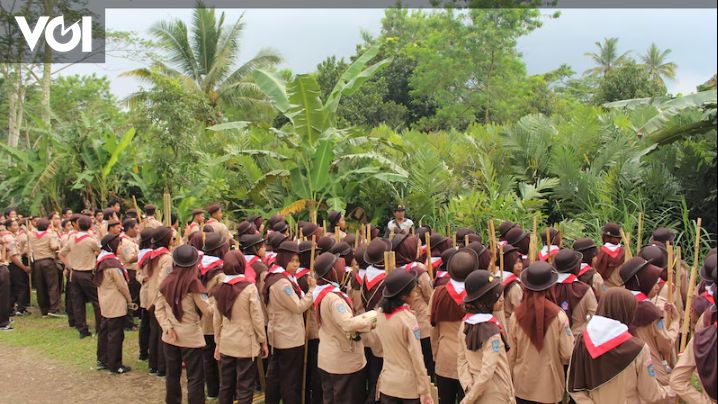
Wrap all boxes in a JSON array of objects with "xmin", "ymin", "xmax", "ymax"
[{"xmin": 14, "ymin": 16, "xmax": 92, "ymax": 53}]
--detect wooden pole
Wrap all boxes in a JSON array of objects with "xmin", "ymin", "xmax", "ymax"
[
  {"xmin": 636, "ymin": 212, "xmax": 644, "ymax": 252},
  {"xmin": 533, "ymin": 216, "xmax": 538, "ymax": 242},
  {"xmin": 384, "ymin": 251, "xmax": 391, "ymax": 274},
  {"xmin": 354, "ymin": 230, "xmax": 360, "ymax": 250},
  {"xmin": 335, "ymin": 226, "xmax": 341, "ymax": 243},
  {"xmin": 425, "ymin": 232, "xmax": 433, "ymax": 280},
  {"xmin": 680, "ymin": 218, "xmax": 702, "ymax": 352},
  {"xmin": 529, "ymin": 234, "xmax": 537, "ymax": 264},
  {"xmin": 132, "ymin": 195, "xmax": 143, "ymax": 225},
  {"xmin": 666, "ymin": 241, "xmax": 674, "ymax": 326},
  {"xmin": 488, "ymin": 219, "xmax": 497, "ymax": 274},
  {"xmin": 499, "ymin": 244, "xmax": 504, "ymax": 282},
  {"xmin": 163, "ymin": 192, "xmax": 171, "ymax": 227},
  {"xmin": 545, "ymin": 227, "xmax": 553, "ymax": 263},
  {"xmin": 464, "ymin": 234, "xmax": 469, "ymax": 248},
  {"xmin": 620, "ymin": 229, "xmax": 633, "ymax": 261},
  {"xmin": 675, "ymin": 246, "xmax": 682, "ymax": 307}
]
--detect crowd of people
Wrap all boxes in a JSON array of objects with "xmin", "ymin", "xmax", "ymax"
[{"xmin": 0, "ymin": 201, "xmax": 715, "ymax": 404}]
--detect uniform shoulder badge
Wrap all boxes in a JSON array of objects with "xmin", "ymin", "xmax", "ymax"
[
  {"xmin": 491, "ymin": 339, "xmax": 500, "ymax": 352},
  {"xmin": 284, "ymin": 286, "xmax": 294, "ymax": 296}
]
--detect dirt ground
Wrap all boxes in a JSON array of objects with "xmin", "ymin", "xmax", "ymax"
[{"xmin": 0, "ymin": 344, "xmax": 166, "ymax": 403}]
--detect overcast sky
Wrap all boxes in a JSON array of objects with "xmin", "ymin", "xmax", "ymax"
[{"xmin": 61, "ymin": 8, "xmax": 717, "ymax": 99}]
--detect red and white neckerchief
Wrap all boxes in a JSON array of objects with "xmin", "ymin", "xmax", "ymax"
[
  {"xmin": 502, "ymin": 271, "xmax": 518, "ymax": 287},
  {"xmin": 430, "ymin": 256, "xmax": 442, "ymax": 269},
  {"xmin": 242, "ymin": 255, "xmax": 260, "ymax": 283},
  {"xmin": 364, "ymin": 266, "xmax": 386, "ymax": 290},
  {"xmin": 34, "ymin": 230, "xmax": 48, "ymax": 239},
  {"xmin": 435, "ymin": 270, "xmax": 449, "ymax": 279},
  {"xmin": 498, "ymin": 240, "xmax": 508, "ymax": 248},
  {"xmin": 137, "ymin": 248, "xmax": 152, "ymax": 267},
  {"xmin": 630, "ymin": 290, "xmax": 649, "ymax": 302},
  {"xmin": 67, "ymin": 230, "xmax": 77, "ymax": 238},
  {"xmin": 312, "ymin": 283, "xmax": 352, "ymax": 311},
  {"xmin": 264, "ymin": 251, "xmax": 277, "ymax": 266},
  {"xmin": 446, "ymin": 279, "xmax": 467, "ymax": 307},
  {"xmin": 223, "ymin": 274, "xmax": 249, "ymax": 285},
  {"xmin": 463, "ymin": 313, "xmax": 503, "ymax": 330},
  {"xmin": 295, "ymin": 267, "xmax": 310, "ymax": 279},
  {"xmin": 578, "ymin": 263, "xmax": 593, "ymax": 277},
  {"xmin": 354, "ymin": 268, "xmax": 366, "ymax": 286},
  {"xmin": 269, "ymin": 264, "xmax": 304, "ymax": 297},
  {"xmin": 556, "ymin": 273, "xmax": 578, "ymax": 284},
  {"xmin": 200, "ymin": 255, "xmax": 223, "ymax": 275},
  {"xmin": 385, "ymin": 304, "xmax": 410, "ymax": 319},
  {"xmin": 538, "ymin": 245, "xmax": 560, "ymax": 261},
  {"xmin": 403, "ymin": 262, "xmax": 420, "ymax": 272},
  {"xmin": 601, "ymin": 242, "xmax": 623, "ymax": 259},
  {"xmin": 583, "ymin": 315, "xmax": 633, "ymax": 358},
  {"xmin": 704, "ymin": 289, "xmax": 715, "ymax": 305},
  {"xmin": 151, "ymin": 247, "xmax": 170, "ymax": 259},
  {"xmin": 96, "ymin": 250, "xmax": 119, "ymax": 266},
  {"xmin": 74, "ymin": 232, "xmax": 91, "ymax": 243},
  {"xmin": 206, "ymin": 218, "xmax": 218, "ymax": 224},
  {"xmin": 419, "ymin": 245, "xmax": 427, "ymax": 256}
]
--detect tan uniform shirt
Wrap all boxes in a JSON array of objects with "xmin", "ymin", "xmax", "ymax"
[
  {"xmin": 508, "ymin": 310, "xmax": 575, "ymax": 403},
  {"xmin": 266, "ymin": 277, "xmax": 313, "ymax": 349},
  {"xmin": 632, "ymin": 302, "xmax": 680, "ymax": 388},
  {"xmin": 144, "ymin": 253, "xmax": 172, "ymax": 309},
  {"xmin": 139, "ymin": 216, "xmax": 162, "ymax": 232},
  {"xmin": 213, "ymin": 282, "xmax": 267, "ymax": 359},
  {"xmin": 201, "ymin": 272, "xmax": 225, "ymax": 335},
  {"xmin": 457, "ymin": 323, "xmax": 515, "ymax": 404},
  {"xmin": 411, "ymin": 270, "xmax": 432, "ymax": 339},
  {"xmin": 60, "ymin": 233, "xmax": 99, "ymax": 271},
  {"xmin": 155, "ymin": 292, "xmax": 211, "ymax": 348},
  {"xmin": 434, "ymin": 319, "xmax": 461, "ymax": 379},
  {"xmin": 118, "ymin": 236, "xmax": 139, "ymax": 271},
  {"xmin": 205, "ymin": 219, "xmax": 232, "ymax": 242},
  {"xmin": 317, "ymin": 292, "xmax": 373, "ymax": 375},
  {"xmin": 98, "ymin": 267, "xmax": 132, "ymax": 318},
  {"xmin": 504, "ymin": 281, "xmax": 523, "ymax": 321},
  {"xmin": 570, "ymin": 288, "xmax": 598, "ymax": 336},
  {"xmin": 669, "ymin": 337, "xmax": 715, "ymax": 404},
  {"xmin": 0, "ymin": 231, "xmax": 18, "ymax": 266},
  {"xmin": 29, "ymin": 231, "xmax": 60, "ymax": 261},
  {"xmin": 15, "ymin": 231, "xmax": 28, "ymax": 258},
  {"xmin": 376, "ymin": 307, "xmax": 433, "ymax": 400}
]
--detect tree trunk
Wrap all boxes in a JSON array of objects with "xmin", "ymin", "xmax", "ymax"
[
  {"xmin": 7, "ymin": 65, "xmax": 26, "ymax": 147},
  {"xmin": 40, "ymin": 0, "xmax": 53, "ymax": 129}
]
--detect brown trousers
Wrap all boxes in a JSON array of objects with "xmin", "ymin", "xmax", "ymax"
[
  {"xmin": 34, "ymin": 258, "xmax": 60, "ymax": 314},
  {"xmin": 165, "ymin": 344, "xmax": 205, "ymax": 404},
  {"xmin": 219, "ymin": 354, "xmax": 257, "ymax": 404},
  {"xmin": 70, "ymin": 270, "xmax": 101, "ymax": 334},
  {"xmin": 98, "ymin": 316, "xmax": 125, "ymax": 369},
  {"xmin": 319, "ymin": 368, "xmax": 367, "ymax": 404},
  {"xmin": 265, "ymin": 345, "xmax": 304, "ymax": 404},
  {"xmin": 0, "ymin": 265, "xmax": 10, "ymax": 326}
]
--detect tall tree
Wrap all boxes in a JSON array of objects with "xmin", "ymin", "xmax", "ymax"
[
  {"xmin": 584, "ymin": 37, "xmax": 632, "ymax": 76},
  {"xmin": 640, "ymin": 43, "xmax": 677, "ymax": 84}
]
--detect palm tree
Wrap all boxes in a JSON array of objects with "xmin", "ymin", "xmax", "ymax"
[
  {"xmin": 641, "ymin": 43, "xmax": 677, "ymax": 84},
  {"xmin": 124, "ymin": 5, "xmax": 280, "ymax": 122},
  {"xmin": 584, "ymin": 37, "xmax": 632, "ymax": 76}
]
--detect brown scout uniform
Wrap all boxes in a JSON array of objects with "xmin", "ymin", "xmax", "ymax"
[
  {"xmin": 29, "ymin": 230, "xmax": 61, "ymax": 314},
  {"xmin": 457, "ymin": 322, "xmax": 515, "ymax": 403},
  {"xmin": 502, "ymin": 272, "xmax": 523, "ymax": 323},
  {"xmin": 118, "ymin": 236, "xmax": 140, "ymax": 307},
  {"xmin": 508, "ymin": 310, "xmax": 574, "ymax": 403},
  {"xmin": 596, "ymin": 243, "xmax": 625, "ymax": 288},
  {"xmin": 154, "ymin": 291, "xmax": 211, "ymax": 348},
  {"xmin": 213, "ymin": 282, "xmax": 267, "ymax": 358},
  {"xmin": 266, "ymin": 276, "xmax": 314, "ymax": 348},
  {"xmin": 60, "ymin": 232, "xmax": 101, "ymax": 334},
  {"xmin": 206, "ymin": 219, "xmax": 232, "ymax": 244},
  {"xmin": 139, "ymin": 216, "xmax": 162, "ymax": 232},
  {"xmin": 669, "ymin": 336, "xmax": 716, "ymax": 404},
  {"xmin": 632, "ymin": 295, "xmax": 680, "ymax": 391},
  {"xmin": 98, "ymin": 266, "xmax": 132, "ymax": 318}
]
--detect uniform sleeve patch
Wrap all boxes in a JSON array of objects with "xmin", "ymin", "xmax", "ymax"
[
  {"xmin": 337, "ymin": 304, "xmax": 347, "ymax": 314},
  {"xmin": 284, "ymin": 286, "xmax": 294, "ymax": 296},
  {"xmin": 412, "ymin": 325, "xmax": 421, "ymax": 340},
  {"xmin": 200, "ymin": 293, "xmax": 209, "ymax": 302},
  {"xmin": 491, "ymin": 339, "xmax": 500, "ymax": 352},
  {"xmin": 566, "ymin": 324, "xmax": 573, "ymax": 336},
  {"xmin": 647, "ymin": 363, "xmax": 656, "ymax": 377},
  {"xmin": 656, "ymin": 319, "xmax": 665, "ymax": 330}
]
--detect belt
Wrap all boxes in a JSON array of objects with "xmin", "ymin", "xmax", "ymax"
[{"xmin": 34, "ymin": 257, "xmax": 56, "ymax": 262}]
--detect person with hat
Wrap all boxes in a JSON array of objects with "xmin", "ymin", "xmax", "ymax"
[
  {"xmin": 145, "ymin": 226, "xmax": 175, "ymax": 376},
  {"xmin": 690, "ymin": 254, "xmax": 716, "ymax": 333},
  {"xmin": 95, "ymin": 234, "xmax": 133, "ymax": 374},
  {"xmin": 568, "ymin": 288, "xmax": 675, "ymax": 403},
  {"xmin": 3, "ymin": 219, "xmax": 31, "ymax": 317},
  {"xmin": 265, "ymin": 214, "xmax": 285, "ymax": 237},
  {"xmin": 205, "ymin": 203, "xmax": 233, "ymax": 246},
  {"xmin": 538, "ymin": 228, "xmax": 561, "ymax": 262},
  {"xmin": 649, "ymin": 227, "xmax": 675, "ymax": 246},
  {"xmin": 272, "ymin": 221, "xmax": 290, "ymax": 237},
  {"xmin": 497, "ymin": 221, "xmax": 518, "ymax": 247},
  {"xmin": 99, "ymin": 208, "xmax": 119, "ymax": 239},
  {"xmin": 508, "ymin": 261, "xmax": 574, "ymax": 404},
  {"xmin": 348, "ymin": 244, "xmax": 368, "ymax": 315},
  {"xmin": 500, "ymin": 245, "xmax": 524, "ymax": 323},
  {"xmin": 505, "ymin": 227, "xmax": 530, "ymax": 267},
  {"xmin": 263, "ymin": 231, "xmax": 288, "ymax": 267},
  {"xmin": 329, "ymin": 241, "xmax": 354, "ymax": 289},
  {"xmin": 429, "ymin": 233, "xmax": 452, "ymax": 282},
  {"xmin": 551, "ymin": 249, "xmax": 597, "ymax": 335},
  {"xmin": 313, "ymin": 252, "xmax": 375, "ymax": 404},
  {"xmin": 184, "ymin": 209, "xmax": 206, "ymax": 242},
  {"xmin": 261, "ymin": 240, "xmax": 315, "ymax": 404},
  {"xmin": 326, "ymin": 211, "xmax": 347, "ymax": 240},
  {"xmin": 238, "ymin": 233, "xmax": 268, "ymax": 289},
  {"xmin": 375, "ymin": 269, "xmax": 434, "ymax": 404},
  {"xmin": 0, "ymin": 231, "xmax": 11, "ymax": 330},
  {"xmin": 59, "ymin": 215, "xmax": 101, "ymax": 338},
  {"xmin": 434, "ymin": 248, "xmax": 457, "ymax": 289},
  {"xmin": 29, "ymin": 218, "xmax": 62, "ymax": 317},
  {"xmin": 620, "ymin": 257, "xmax": 679, "ymax": 391},
  {"xmin": 235, "ymin": 220, "xmax": 257, "ymax": 240},
  {"xmin": 670, "ymin": 281, "xmax": 716, "ymax": 404},
  {"xmin": 455, "ymin": 228, "xmax": 479, "ymax": 248},
  {"xmin": 457, "ymin": 270, "xmax": 513, "ymax": 403},
  {"xmin": 154, "ymin": 244, "xmax": 211, "ymax": 404},
  {"xmin": 595, "ymin": 223, "xmax": 626, "ymax": 288},
  {"xmin": 139, "ymin": 204, "xmax": 162, "ymax": 232},
  {"xmin": 572, "ymin": 238, "xmax": 606, "ymax": 300},
  {"xmin": 385, "ymin": 205, "xmax": 414, "ymax": 237},
  {"xmin": 211, "ymin": 250, "xmax": 268, "ymax": 404},
  {"xmin": 431, "ymin": 248, "xmax": 478, "ymax": 403},
  {"xmin": 639, "ymin": 245, "xmax": 685, "ymax": 319},
  {"xmin": 246, "ymin": 215, "xmax": 264, "ymax": 235}
]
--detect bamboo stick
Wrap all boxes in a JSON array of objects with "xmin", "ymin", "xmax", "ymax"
[
  {"xmin": 529, "ymin": 234, "xmax": 537, "ymax": 264},
  {"xmin": 389, "ymin": 228, "xmax": 395, "ymax": 241},
  {"xmin": 666, "ymin": 241, "xmax": 674, "ymax": 326},
  {"xmin": 335, "ymin": 226, "xmax": 341, "ymax": 243},
  {"xmin": 464, "ymin": 234, "xmax": 469, "ymax": 247},
  {"xmin": 354, "ymin": 230, "xmax": 360, "ymax": 250},
  {"xmin": 132, "ymin": 195, "xmax": 143, "ymax": 225},
  {"xmin": 675, "ymin": 246, "xmax": 682, "ymax": 307},
  {"xmin": 425, "ymin": 232, "xmax": 433, "ymax": 280},
  {"xmin": 680, "ymin": 218, "xmax": 702, "ymax": 353},
  {"xmin": 499, "ymin": 244, "xmax": 504, "ymax": 282},
  {"xmin": 636, "ymin": 212, "xmax": 644, "ymax": 253},
  {"xmin": 620, "ymin": 229, "xmax": 633, "ymax": 261},
  {"xmin": 384, "ymin": 251, "xmax": 391, "ymax": 274},
  {"xmin": 545, "ymin": 227, "xmax": 553, "ymax": 263},
  {"xmin": 163, "ymin": 192, "xmax": 171, "ymax": 227},
  {"xmin": 488, "ymin": 219, "xmax": 497, "ymax": 274}
]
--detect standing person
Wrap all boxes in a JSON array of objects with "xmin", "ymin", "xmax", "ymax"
[
  {"xmin": 551, "ymin": 249, "xmax": 597, "ymax": 335},
  {"xmin": 433, "ymin": 248, "xmax": 457, "ymax": 289},
  {"xmin": 298, "ymin": 240, "xmax": 322, "ymax": 404},
  {"xmin": 639, "ymin": 245, "xmax": 685, "ymax": 317},
  {"xmin": 136, "ymin": 229, "xmax": 155, "ymax": 362},
  {"xmin": 205, "ymin": 203, "xmax": 233, "ymax": 244},
  {"xmin": 568, "ymin": 288, "xmax": 675, "ymax": 403},
  {"xmin": 572, "ymin": 238, "xmax": 606, "ymax": 299},
  {"xmin": 262, "ymin": 240, "xmax": 316, "ymax": 404},
  {"xmin": 375, "ymin": 269, "xmax": 434, "ymax": 404},
  {"xmin": 538, "ymin": 228, "xmax": 561, "ymax": 262},
  {"xmin": 61, "ymin": 215, "xmax": 79, "ymax": 327},
  {"xmin": 3, "ymin": 220, "xmax": 31, "ymax": 316},
  {"xmin": 61, "ymin": 208, "xmax": 73, "ymax": 220},
  {"xmin": 430, "ymin": 248, "xmax": 477, "ymax": 404},
  {"xmin": 313, "ymin": 252, "xmax": 375, "ymax": 404},
  {"xmin": 458, "ymin": 270, "xmax": 514, "ymax": 404},
  {"xmin": 595, "ymin": 223, "xmax": 626, "ymax": 288},
  {"xmin": 154, "ymin": 245, "xmax": 211, "ymax": 404},
  {"xmin": 0, "ymin": 229, "xmax": 13, "ymax": 330},
  {"xmin": 326, "ymin": 211, "xmax": 347, "ymax": 239},
  {"xmin": 238, "ymin": 234, "xmax": 268, "ymax": 288},
  {"xmin": 29, "ymin": 218, "xmax": 62, "ymax": 317},
  {"xmin": 501, "ymin": 245, "xmax": 524, "ymax": 323},
  {"xmin": 59, "ymin": 216, "xmax": 101, "ymax": 338},
  {"xmin": 95, "ymin": 234, "xmax": 133, "ymax": 373},
  {"xmin": 139, "ymin": 204, "xmax": 162, "ymax": 232},
  {"xmin": 505, "ymin": 228, "xmax": 530, "ymax": 267},
  {"xmin": 184, "ymin": 209, "xmax": 205, "ymax": 241},
  {"xmin": 146, "ymin": 227, "xmax": 174, "ymax": 376},
  {"xmin": 119, "ymin": 220, "xmax": 141, "ymax": 318},
  {"xmin": 497, "ymin": 221, "xmax": 518, "ymax": 247},
  {"xmin": 385, "ymin": 205, "xmax": 414, "ymax": 237},
  {"xmin": 508, "ymin": 262, "xmax": 574, "ymax": 404},
  {"xmin": 212, "ymin": 251, "xmax": 268, "ymax": 404}
]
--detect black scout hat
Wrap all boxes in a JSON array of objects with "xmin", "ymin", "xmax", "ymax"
[
  {"xmin": 602, "ymin": 223, "xmax": 622, "ymax": 238},
  {"xmin": 383, "ymin": 268, "xmax": 417, "ymax": 298},
  {"xmin": 505, "ymin": 227, "xmax": 529, "ymax": 246},
  {"xmin": 202, "ymin": 232, "xmax": 226, "ymax": 252},
  {"xmin": 498, "ymin": 221, "xmax": 518, "ymax": 238},
  {"xmin": 639, "ymin": 245, "xmax": 667, "ymax": 269},
  {"xmin": 573, "ymin": 238, "xmax": 597, "ymax": 252},
  {"xmin": 464, "ymin": 270, "xmax": 502, "ymax": 303},
  {"xmin": 173, "ymin": 244, "xmax": 200, "ymax": 267},
  {"xmin": 448, "ymin": 248, "xmax": 478, "ymax": 281},
  {"xmin": 650, "ymin": 227, "xmax": 676, "ymax": 244},
  {"xmin": 619, "ymin": 257, "xmax": 651, "ymax": 285},
  {"xmin": 239, "ymin": 234, "xmax": 264, "ymax": 250},
  {"xmin": 553, "ymin": 249, "xmax": 582, "ymax": 274},
  {"xmin": 314, "ymin": 252, "xmax": 339, "ymax": 278},
  {"xmin": 520, "ymin": 261, "xmax": 558, "ymax": 291},
  {"xmin": 364, "ymin": 237, "xmax": 391, "ymax": 265}
]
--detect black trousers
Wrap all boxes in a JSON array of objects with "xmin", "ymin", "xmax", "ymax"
[
  {"xmin": 165, "ymin": 343, "xmax": 205, "ymax": 404},
  {"xmin": 0, "ymin": 265, "xmax": 10, "ymax": 326},
  {"xmin": 148, "ymin": 308, "xmax": 166, "ymax": 373},
  {"xmin": 138, "ymin": 307, "xmax": 150, "ymax": 359},
  {"xmin": 364, "ymin": 348, "xmax": 383, "ymax": 404},
  {"xmin": 65, "ymin": 274, "xmax": 75, "ymax": 327},
  {"xmin": 127, "ymin": 269, "xmax": 141, "ymax": 315},
  {"xmin": 9, "ymin": 263, "xmax": 29, "ymax": 312},
  {"xmin": 265, "ymin": 345, "xmax": 304, "ymax": 404},
  {"xmin": 436, "ymin": 375, "xmax": 464, "ymax": 404},
  {"xmin": 34, "ymin": 258, "xmax": 60, "ymax": 315},
  {"xmin": 203, "ymin": 334, "xmax": 220, "ymax": 397},
  {"xmin": 98, "ymin": 316, "xmax": 125, "ymax": 369},
  {"xmin": 420, "ymin": 337, "xmax": 435, "ymax": 379},
  {"xmin": 219, "ymin": 354, "xmax": 257, "ymax": 404},
  {"xmin": 320, "ymin": 368, "xmax": 366, "ymax": 404},
  {"xmin": 379, "ymin": 394, "xmax": 420, "ymax": 404},
  {"xmin": 306, "ymin": 338, "xmax": 323, "ymax": 404},
  {"xmin": 70, "ymin": 270, "xmax": 101, "ymax": 334}
]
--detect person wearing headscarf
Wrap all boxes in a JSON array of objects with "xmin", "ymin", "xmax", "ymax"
[
  {"xmin": 135, "ymin": 228, "xmax": 155, "ymax": 361},
  {"xmin": 428, "ymin": 234, "xmax": 452, "ymax": 287},
  {"xmin": 594, "ymin": 223, "xmax": 626, "ymax": 288},
  {"xmin": 550, "ymin": 249, "xmax": 597, "ymax": 335},
  {"xmin": 505, "ymin": 227, "xmax": 531, "ymax": 267},
  {"xmin": 375, "ymin": 269, "xmax": 434, "ymax": 404},
  {"xmin": 326, "ymin": 211, "xmax": 347, "ymax": 240},
  {"xmin": 154, "ymin": 244, "xmax": 210, "ymax": 404},
  {"xmin": 458, "ymin": 270, "xmax": 514, "ymax": 404},
  {"xmin": 144, "ymin": 226, "xmax": 174, "ymax": 377},
  {"xmin": 691, "ymin": 253, "xmax": 717, "ymax": 333},
  {"xmin": 95, "ymin": 234, "xmax": 133, "ymax": 374},
  {"xmin": 508, "ymin": 262, "xmax": 574, "ymax": 404},
  {"xmin": 261, "ymin": 240, "xmax": 315, "ymax": 404},
  {"xmin": 572, "ymin": 238, "xmax": 606, "ymax": 300},
  {"xmin": 313, "ymin": 252, "xmax": 374, "ymax": 404},
  {"xmin": 501, "ymin": 245, "xmax": 524, "ymax": 323},
  {"xmin": 568, "ymin": 288, "xmax": 675, "ymax": 403},
  {"xmin": 212, "ymin": 250, "xmax": 267, "ymax": 404},
  {"xmin": 538, "ymin": 228, "xmax": 561, "ymax": 262},
  {"xmin": 620, "ymin": 257, "xmax": 680, "ymax": 392},
  {"xmin": 348, "ymin": 244, "xmax": 368, "ymax": 315},
  {"xmin": 639, "ymin": 244, "xmax": 686, "ymax": 320},
  {"xmin": 433, "ymin": 248, "xmax": 456, "ymax": 289},
  {"xmin": 238, "ymin": 233, "xmax": 269, "ymax": 290},
  {"xmin": 670, "ymin": 282, "xmax": 717, "ymax": 404}
]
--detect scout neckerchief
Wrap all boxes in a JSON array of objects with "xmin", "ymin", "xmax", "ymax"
[
  {"xmin": 463, "ymin": 312, "xmax": 508, "ymax": 351},
  {"xmin": 601, "ymin": 242, "xmax": 623, "ymax": 259},
  {"xmin": 384, "ymin": 303, "xmax": 410, "ymax": 319},
  {"xmin": 556, "ymin": 273, "xmax": 578, "ymax": 284},
  {"xmin": 269, "ymin": 264, "xmax": 304, "ymax": 298},
  {"xmin": 137, "ymin": 248, "xmax": 153, "ymax": 268},
  {"xmin": 363, "ymin": 265, "xmax": 386, "ymax": 290},
  {"xmin": 263, "ymin": 251, "xmax": 277, "ymax": 266},
  {"xmin": 538, "ymin": 245, "xmax": 560, "ymax": 262},
  {"xmin": 463, "ymin": 313, "xmax": 502, "ymax": 329},
  {"xmin": 200, "ymin": 254, "xmax": 223, "ymax": 276},
  {"xmin": 74, "ymin": 231, "xmax": 91, "ymax": 243},
  {"xmin": 583, "ymin": 315, "xmax": 633, "ymax": 358},
  {"xmin": 704, "ymin": 288, "xmax": 715, "ymax": 305},
  {"xmin": 578, "ymin": 263, "xmax": 593, "ymax": 277},
  {"xmin": 295, "ymin": 267, "xmax": 310, "ymax": 279},
  {"xmin": 243, "ymin": 254, "xmax": 260, "ymax": 284},
  {"xmin": 446, "ymin": 279, "xmax": 467, "ymax": 307},
  {"xmin": 629, "ymin": 290, "xmax": 649, "ymax": 302},
  {"xmin": 96, "ymin": 250, "xmax": 129, "ymax": 282},
  {"xmin": 502, "ymin": 271, "xmax": 519, "ymax": 287},
  {"xmin": 430, "ymin": 256, "xmax": 443, "ymax": 269},
  {"xmin": 354, "ymin": 267, "xmax": 366, "ymax": 286},
  {"xmin": 312, "ymin": 283, "xmax": 353, "ymax": 325},
  {"xmin": 34, "ymin": 230, "xmax": 48, "ymax": 239}
]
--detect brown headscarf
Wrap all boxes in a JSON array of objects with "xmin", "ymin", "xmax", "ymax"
[
  {"xmin": 395, "ymin": 235, "xmax": 420, "ymax": 266},
  {"xmin": 430, "ymin": 284, "xmax": 466, "ymax": 325},
  {"xmin": 694, "ymin": 295, "xmax": 717, "ymax": 400},
  {"xmin": 158, "ymin": 263, "xmax": 206, "ymax": 321},
  {"xmin": 568, "ymin": 288, "xmax": 644, "ymax": 392},
  {"xmin": 463, "ymin": 285, "xmax": 507, "ymax": 351},
  {"xmin": 211, "ymin": 251, "xmax": 250, "ymax": 320},
  {"xmin": 94, "ymin": 236, "xmax": 123, "ymax": 287},
  {"xmin": 629, "ymin": 300, "xmax": 663, "ymax": 332},
  {"xmin": 551, "ymin": 281, "xmax": 590, "ymax": 326},
  {"xmin": 594, "ymin": 246, "xmax": 625, "ymax": 281},
  {"xmin": 514, "ymin": 289, "xmax": 560, "ymax": 351}
]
